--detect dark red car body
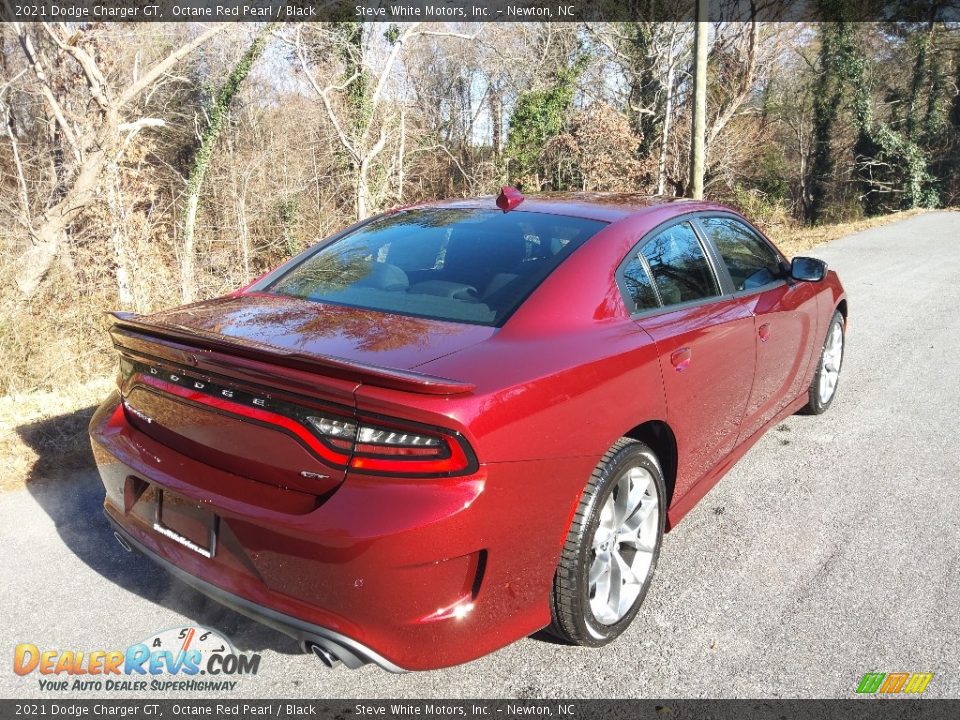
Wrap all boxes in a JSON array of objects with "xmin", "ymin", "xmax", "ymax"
[{"xmin": 90, "ymin": 193, "xmax": 847, "ymax": 671}]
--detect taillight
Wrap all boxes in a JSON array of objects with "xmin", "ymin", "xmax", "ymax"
[
  {"xmin": 305, "ymin": 416, "xmax": 356, "ymax": 451},
  {"xmin": 355, "ymin": 425, "xmax": 442, "ymax": 454},
  {"xmin": 121, "ymin": 358, "xmax": 478, "ymax": 478},
  {"xmin": 305, "ymin": 415, "xmax": 475, "ymax": 477}
]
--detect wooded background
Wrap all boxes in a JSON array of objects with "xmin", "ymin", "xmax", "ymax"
[{"xmin": 1, "ymin": 20, "xmax": 958, "ymax": 394}]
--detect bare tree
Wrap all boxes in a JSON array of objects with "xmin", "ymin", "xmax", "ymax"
[
  {"xmin": 0, "ymin": 71, "xmax": 29, "ymax": 221},
  {"xmin": 589, "ymin": 22, "xmax": 692, "ymax": 195},
  {"xmin": 10, "ymin": 22, "xmax": 226, "ymax": 297},
  {"xmin": 180, "ymin": 24, "xmax": 275, "ymax": 303},
  {"xmin": 655, "ymin": 26, "xmax": 689, "ymax": 195},
  {"xmin": 689, "ymin": 3, "xmax": 709, "ymax": 199},
  {"xmin": 293, "ymin": 23, "xmax": 479, "ymax": 221}
]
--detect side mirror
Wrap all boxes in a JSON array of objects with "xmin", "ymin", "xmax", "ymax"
[{"xmin": 791, "ymin": 256, "xmax": 828, "ymax": 282}]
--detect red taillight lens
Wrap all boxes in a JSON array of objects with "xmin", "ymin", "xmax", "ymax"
[
  {"xmin": 122, "ymin": 358, "xmax": 477, "ymax": 479},
  {"xmin": 132, "ymin": 375, "xmax": 353, "ymax": 467},
  {"xmin": 305, "ymin": 415, "xmax": 475, "ymax": 476}
]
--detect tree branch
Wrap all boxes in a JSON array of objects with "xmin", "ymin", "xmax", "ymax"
[
  {"xmin": 40, "ymin": 22, "xmax": 111, "ymax": 111},
  {"xmin": 294, "ymin": 26, "xmax": 360, "ymax": 162},
  {"xmin": 0, "ymin": 71, "xmax": 31, "ymax": 221},
  {"xmin": 13, "ymin": 22, "xmax": 83, "ymax": 165},
  {"xmin": 369, "ymin": 23, "xmax": 420, "ymax": 115},
  {"xmin": 119, "ymin": 24, "xmax": 227, "ymax": 108}
]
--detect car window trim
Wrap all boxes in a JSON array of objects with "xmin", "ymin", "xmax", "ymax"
[
  {"xmin": 692, "ymin": 212, "xmax": 790, "ymax": 296},
  {"xmin": 615, "ymin": 215, "xmax": 726, "ymax": 318},
  {"xmin": 689, "ymin": 216, "xmax": 736, "ymax": 296},
  {"xmin": 637, "ymin": 251, "xmax": 664, "ymax": 307},
  {"xmin": 619, "ymin": 247, "xmax": 663, "ymax": 310}
]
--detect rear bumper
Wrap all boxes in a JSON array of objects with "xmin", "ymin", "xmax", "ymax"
[
  {"xmin": 90, "ymin": 391, "xmax": 595, "ymax": 670},
  {"xmin": 106, "ymin": 516, "xmax": 406, "ymax": 672}
]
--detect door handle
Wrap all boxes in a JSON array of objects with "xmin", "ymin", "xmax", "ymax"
[
  {"xmin": 670, "ymin": 347, "xmax": 692, "ymax": 372},
  {"xmin": 758, "ymin": 323, "xmax": 771, "ymax": 342}
]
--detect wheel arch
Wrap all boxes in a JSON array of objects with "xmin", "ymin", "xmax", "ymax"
[{"xmin": 623, "ymin": 420, "xmax": 678, "ymax": 524}]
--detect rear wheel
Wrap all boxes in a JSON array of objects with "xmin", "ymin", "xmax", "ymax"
[
  {"xmin": 549, "ymin": 439, "xmax": 666, "ymax": 646},
  {"xmin": 805, "ymin": 310, "xmax": 845, "ymax": 414}
]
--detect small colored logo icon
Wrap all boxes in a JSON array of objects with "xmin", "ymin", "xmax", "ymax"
[{"xmin": 856, "ymin": 672, "xmax": 933, "ymax": 694}]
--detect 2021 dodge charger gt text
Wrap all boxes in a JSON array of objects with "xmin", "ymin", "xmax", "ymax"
[{"xmin": 91, "ymin": 189, "xmax": 847, "ymax": 672}]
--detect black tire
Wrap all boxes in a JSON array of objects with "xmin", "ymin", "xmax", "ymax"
[
  {"xmin": 549, "ymin": 438, "xmax": 666, "ymax": 646},
  {"xmin": 804, "ymin": 309, "xmax": 845, "ymax": 415}
]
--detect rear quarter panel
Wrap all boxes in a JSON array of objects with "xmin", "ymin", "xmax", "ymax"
[{"xmin": 359, "ymin": 320, "xmax": 665, "ymax": 464}]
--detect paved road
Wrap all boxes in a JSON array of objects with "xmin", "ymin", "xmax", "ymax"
[{"xmin": 3, "ymin": 212, "xmax": 959, "ymax": 699}]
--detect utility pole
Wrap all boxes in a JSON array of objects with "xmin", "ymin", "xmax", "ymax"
[{"xmin": 689, "ymin": 0, "xmax": 709, "ymax": 199}]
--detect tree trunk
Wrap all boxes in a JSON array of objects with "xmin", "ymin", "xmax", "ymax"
[
  {"xmin": 688, "ymin": 1, "xmax": 709, "ymax": 200},
  {"xmin": 397, "ymin": 106, "xmax": 406, "ymax": 203},
  {"xmin": 236, "ymin": 187, "xmax": 251, "ymax": 282},
  {"xmin": 356, "ymin": 158, "xmax": 371, "ymax": 219},
  {"xmin": 2, "ymin": 103, "xmax": 31, "ymax": 219},
  {"xmin": 16, "ymin": 134, "xmax": 111, "ymax": 296},
  {"xmin": 491, "ymin": 88, "xmax": 503, "ymax": 160},
  {"xmin": 180, "ymin": 25, "xmax": 273, "ymax": 303},
  {"xmin": 657, "ymin": 62, "xmax": 676, "ymax": 196},
  {"xmin": 807, "ymin": 22, "xmax": 847, "ymax": 224},
  {"xmin": 13, "ymin": 23, "xmax": 226, "ymax": 297},
  {"xmin": 179, "ymin": 192, "xmax": 201, "ymax": 302},
  {"xmin": 16, "ymin": 220, "xmax": 63, "ymax": 296},
  {"xmin": 107, "ymin": 162, "xmax": 134, "ymax": 307},
  {"xmin": 907, "ymin": 22, "xmax": 935, "ymax": 142}
]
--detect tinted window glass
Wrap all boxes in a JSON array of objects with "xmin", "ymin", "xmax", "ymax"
[
  {"xmin": 641, "ymin": 222, "xmax": 719, "ymax": 306},
  {"xmin": 622, "ymin": 255, "xmax": 659, "ymax": 311},
  {"xmin": 268, "ymin": 209, "xmax": 607, "ymax": 326},
  {"xmin": 701, "ymin": 217, "xmax": 783, "ymax": 291}
]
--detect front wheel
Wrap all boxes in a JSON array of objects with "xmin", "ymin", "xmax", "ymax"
[
  {"xmin": 549, "ymin": 439, "xmax": 666, "ymax": 646},
  {"xmin": 805, "ymin": 309, "xmax": 845, "ymax": 414}
]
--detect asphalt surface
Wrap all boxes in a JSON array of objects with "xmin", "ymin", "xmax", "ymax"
[{"xmin": 2, "ymin": 211, "xmax": 959, "ymax": 699}]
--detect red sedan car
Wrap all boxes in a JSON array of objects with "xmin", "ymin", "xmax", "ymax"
[{"xmin": 91, "ymin": 190, "xmax": 847, "ymax": 672}]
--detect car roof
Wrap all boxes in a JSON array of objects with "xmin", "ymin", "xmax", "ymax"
[{"xmin": 401, "ymin": 192, "xmax": 729, "ymax": 223}]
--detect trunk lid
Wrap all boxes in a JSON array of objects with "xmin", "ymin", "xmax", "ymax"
[
  {"xmin": 110, "ymin": 293, "xmax": 485, "ymax": 497},
  {"xmin": 142, "ymin": 292, "xmax": 495, "ymax": 372}
]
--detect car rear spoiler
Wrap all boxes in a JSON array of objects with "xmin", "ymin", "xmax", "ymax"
[{"xmin": 108, "ymin": 311, "xmax": 476, "ymax": 396}]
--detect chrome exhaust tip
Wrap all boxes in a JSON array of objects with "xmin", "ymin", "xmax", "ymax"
[
  {"xmin": 113, "ymin": 531, "xmax": 133, "ymax": 553},
  {"xmin": 307, "ymin": 642, "xmax": 342, "ymax": 669}
]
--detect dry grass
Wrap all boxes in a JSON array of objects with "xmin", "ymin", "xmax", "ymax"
[
  {"xmin": 767, "ymin": 208, "xmax": 929, "ymax": 258},
  {"xmin": 0, "ymin": 209, "xmax": 934, "ymax": 493},
  {"xmin": 0, "ymin": 376, "xmax": 113, "ymax": 492}
]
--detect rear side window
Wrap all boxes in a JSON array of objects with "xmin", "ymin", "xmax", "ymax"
[
  {"xmin": 268, "ymin": 209, "xmax": 607, "ymax": 326},
  {"xmin": 622, "ymin": 255, "xmax": 659, "ymax": 311},
  {"xmin": 640, "ymin": 222, "xmax": 719, "ymax": 306},
  {"xmin": 700, "ymin": 217, "xmax": 783, "ymax": 291}
]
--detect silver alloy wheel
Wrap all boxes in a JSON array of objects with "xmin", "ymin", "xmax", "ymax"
[
  {"xmin": 819, "ymin": 319, "xmax": 844, "ymax": 404},
  {"xmin": 588, "ymin": 465, "xmax": 659, "ymax": 625}
]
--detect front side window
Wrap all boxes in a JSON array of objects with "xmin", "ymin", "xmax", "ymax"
[
  {"xmin": 640, "ymin": 222, "xmax": 720, "ymax": 306},
  {"xmin": 268, "ymin": 209, "xmax": 607, "ymax": 326},
  {"xmin": 700, "ymin": 217, "xmax": 783, "ymax": 291}
]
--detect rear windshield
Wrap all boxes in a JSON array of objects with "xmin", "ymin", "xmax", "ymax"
[{"xmin": 267, "ymin": 208, "xmax": 607, "ymax": 326}]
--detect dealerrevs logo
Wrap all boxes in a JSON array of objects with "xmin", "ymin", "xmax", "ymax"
[{"xmin": 13, "ymin": 626, "xmax": 260, "ymax": 693}]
